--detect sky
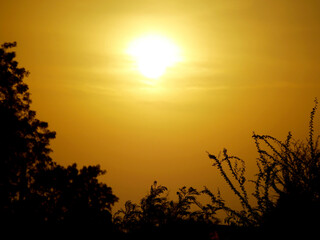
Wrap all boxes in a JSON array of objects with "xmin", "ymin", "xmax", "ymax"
[{"xmin": 2, "ymin": 0, "xmax": 320, "ymax": 210}]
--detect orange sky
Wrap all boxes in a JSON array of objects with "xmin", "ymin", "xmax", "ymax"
[{"xmin": 2, "ymin": 0, "xmax": 320, "ymax": 211}]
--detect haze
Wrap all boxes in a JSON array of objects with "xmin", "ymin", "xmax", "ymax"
[{"xmin": 2, "ymin": 0, "xmax": 320, "ymax": 210}]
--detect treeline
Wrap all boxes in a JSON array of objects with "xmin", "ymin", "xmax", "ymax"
[{"xmin": 1, "ymin": 42, "xmax": 320, "ymax": 239}]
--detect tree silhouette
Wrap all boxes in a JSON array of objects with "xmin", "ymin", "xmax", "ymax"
[
  {"xmin": 140, "ymin": 181, "xmax": 168, "ymax": 227},
  {"xmin": 34, "ymin": 164, "xmax": 118, "ymax": 225},
  {"xmin": 205, "ymin": 99, "xmax": 320, "ymax": 238},
  {"xmin": 113, "ymin": 200, "xmax": 142, "ymax": 234},
  {"xmin": 0, "ymin": 42, "xmax": 118, "ymax": 226},
  {"xmin": 5, "ymin": 41, "xmax": 320, "ymax": 239},
  {"xmin": 0, "ymin": 42, "xmax": 56, "ymax": 223},
  {"xmin": 114, "ymin": 181, "xmax": 219, "ymax": 239}
]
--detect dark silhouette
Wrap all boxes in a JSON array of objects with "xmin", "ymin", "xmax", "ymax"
[
  {"xmin": 33, "ymin": 163, "xmax": 118, "ymax": 225},
  {"xmin": 113, "ymin": 181, "xmax": 220, "ymax": 239},
  {"xmin": 0, "ymin": 42, "xmax": 118, "ymax": 229},
  {"xmin": 0, "ymin": 42, "xmax": 55, "ymax": 224},
  {"xmin": 205, "ymin": 99, "xmax": 320, "ymax": 239},
  {"xmin": 3, "ymin": 41, "xmax": 320, "ymax": 239},
  {"xmin": 114, "ymin": 100, "xmax": 320, "ymax": 239}
]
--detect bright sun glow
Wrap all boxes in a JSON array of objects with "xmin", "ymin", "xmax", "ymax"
[{"xmin": 127, "ymin": 35, "xmax": 181, "ymax": 79}]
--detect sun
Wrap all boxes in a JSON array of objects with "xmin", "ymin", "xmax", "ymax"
[{"xmin": 127, "ymin": 34, "xmax": 181, "ymax": 79}]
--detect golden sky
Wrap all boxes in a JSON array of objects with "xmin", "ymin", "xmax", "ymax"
[{"xmin": 2, "ymin": 0, "xmax": 320, "ymax": 209}]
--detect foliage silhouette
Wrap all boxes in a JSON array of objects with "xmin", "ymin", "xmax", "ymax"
[
  {"xmin": 3, "ymin": 41, "xmax": 320, "ymax": 239},
  {"xmin": 0, "ymin": 42, "xmax": 56, "ymax": 223},
  {"xmin": 34, "ymin": 163, "xmax": 118, "ymax": 225},
  {"xmin": 205, "ymin": 98, "xmax": 320, "ymax": 238},
  {"xmin": 0, "ymin": 42, "xmax": 118, "ymax": 226},
  {"xmin": 114, "ymin": 181, "xmax": 220, "ymax": 239}
]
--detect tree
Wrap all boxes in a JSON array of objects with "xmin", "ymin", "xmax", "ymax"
[
  {"xmin": 113, "ymin": 181, "xmax": 219, "ymax": 239},
  {"xmin": 0, "ymin": 42, "xmax": 56, "ymax": 223},
  {"xmin": 0, "ymin": 42, "xmax": 118, "ymax": 225},
  {"xmin": 205, "ymin": 99, "xmax": 320, "ymax": 238},
  {"xmin": 34, "ymin": 164, "xmax": 118, "ymax": 225}
]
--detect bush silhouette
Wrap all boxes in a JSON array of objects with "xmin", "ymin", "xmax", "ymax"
[
  {"xmin": 34, "ymin": 163, "xmax": 118, "ymax": 225},
  {"xmin": 0, "ymin": 42, "xmax": 118, "ymax": 226},
  {"xmin": 205, "ymin": 99, "xmax": 320, "ymax": 238},
  {"xmin": 3, "ymin": 41, "xmax": 319, "ymax": 239},
  {"xmin": 114, "ymin": 181, "xmax": 219, "ymax": 239}
]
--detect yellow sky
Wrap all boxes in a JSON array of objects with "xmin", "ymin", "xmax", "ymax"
[{"xmin": 2, "ymin": 0, "xmax": 320, "ymax": 210}]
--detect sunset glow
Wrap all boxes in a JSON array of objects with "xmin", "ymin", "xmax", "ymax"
[{"xmin": 2, "ymin": 0, "xmax": 320, "ymax": 220}]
